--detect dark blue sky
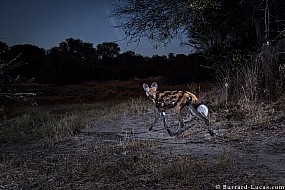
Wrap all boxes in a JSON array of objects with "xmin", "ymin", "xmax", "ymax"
[{"xmin": 0, "ymin": 0, "xmax": 191, "ymax": 56}]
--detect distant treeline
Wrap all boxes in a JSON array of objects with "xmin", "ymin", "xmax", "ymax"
[{"xmin": 0, "ymin": 38, "xmax": 212, "ymax": 85}]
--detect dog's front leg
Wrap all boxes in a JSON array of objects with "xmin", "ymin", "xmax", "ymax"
[
  {"xmin": 160, "ymin": 111, "xmax": 174, "ymax": 136},
  {"xmin": 149, "ymin": 112, "xmax": 161, "ymax": 131},
  {"xmin": 170, "ymin": 111, "xmax": 185, "ymax": 136},
  {"xmin": 149, "ymin": 110, "xmax": 168, "ymax": 131}
]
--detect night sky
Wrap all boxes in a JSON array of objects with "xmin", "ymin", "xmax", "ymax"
[{"xmin": 0, "ymin": 0, "xmax": 191, "ymax": 56}]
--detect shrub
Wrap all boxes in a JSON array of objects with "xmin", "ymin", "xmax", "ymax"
[{"xmin": 215, "ymin": 40, "xmax": 285, "ymax": 105}]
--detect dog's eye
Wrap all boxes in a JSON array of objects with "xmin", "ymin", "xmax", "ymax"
[{"xmin": 149, "ymin": 95, "xmax": 154, "ymax": 99}]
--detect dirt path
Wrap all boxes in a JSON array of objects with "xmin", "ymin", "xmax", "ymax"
[
  {"xmin": 82, "ymin": 112, "xmax": 285, "ymax": 185},
  {"xmin": 1, "ymin": 110, "xmax": 284, "ymax": 189}
]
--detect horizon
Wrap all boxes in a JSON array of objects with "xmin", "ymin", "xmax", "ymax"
[
  {"xmin": 0, "ymin": 0, "xmax": 192, "ymax": 56},
  {"xmin": 1, "ymin": 37, "xmax": 193, "ymax": 57}
]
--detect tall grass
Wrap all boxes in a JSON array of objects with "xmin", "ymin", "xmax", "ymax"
[
  {"xmin": 215, "ymin": 42, "xmax": 285, "ymax": 105},
  {"xmin": 0, "ymin": 97, "xmax": 153, "ymax": 143},
  {"xmin": 1, "ymin": 105, "xmax": 88, "ymax": 142},
  {"xmin": 215, "ymin": 51, "xmax": 259, "ymax": 104},
  {"xmin": 212, "ymin": 43, "xmax": 285, "ymax": 131}
]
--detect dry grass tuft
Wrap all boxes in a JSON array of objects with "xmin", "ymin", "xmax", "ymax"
[
  {"xmin": 0, "ymin": 137, "xmax": 247, "ymax": 190},
  {"xmin": 0, "ymin": 97, "xmax": 152, "ymax": 143}
]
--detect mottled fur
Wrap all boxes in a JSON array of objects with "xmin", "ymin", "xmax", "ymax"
[{"xmin": 143, "ymin": 82, "xmax": 214, "ymax": 136}]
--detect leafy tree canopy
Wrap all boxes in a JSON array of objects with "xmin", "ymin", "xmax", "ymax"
[
  {"xmin": 113, "ymin": 0, "xmax": 285, "ymax": 53},
  {"xmin": 96, "ymin": 42, "xmax": 121, "ymax": 60},
  {"xmin": 49, "ymin": 38, "xmax": 95, "ymax": 61}
]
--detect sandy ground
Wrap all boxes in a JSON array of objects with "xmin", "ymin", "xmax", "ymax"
[
  {"xmin": 1, "ymin": 108, "xmax": 285, "ymax": 189},
  {"xmin": 81, "ymin": 109, "xmax": 285, "ymax": 185}
]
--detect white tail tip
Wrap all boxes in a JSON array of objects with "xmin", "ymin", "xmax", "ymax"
[{"xmin": 197, "ymin": 104, "xmax": 208, "ymax": 117}]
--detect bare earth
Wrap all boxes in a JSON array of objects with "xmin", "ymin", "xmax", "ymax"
[
  {"xmin": 88, "ymin": 111, "xmax": 285, "ymax": 184},
  {"xmin": 1, "ymin": 108, "xmax": 285, "ymax": 189}
]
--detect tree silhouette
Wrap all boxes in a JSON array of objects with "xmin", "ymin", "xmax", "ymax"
[
  {"xmin": 0, "ymin": 41, "xmax": 8, "ymax": 53},
  {"xmin": 113, "ymin": 0, "xmax": 285, "ymax": 53},
  {"xmin": 1, "ymin": 38, "xmax": 212, "ymax": 84},
  {"xmin": 6, "ymin": 44, "xmax": 45, "ymax": 79},
  {"xmin": 96, "ymin": 42, "xmax": 120, "ymax": 60},
  {"xmin": 58, "ymin": 38, "xmax": 96, "ymax": 61},
  {"xmin": 0, "ymin": 42, "xmax": 37, "ymax": 102},
  {"xmin": 44, "ymin": 38, "xmax": 97, "ymax": 84}
]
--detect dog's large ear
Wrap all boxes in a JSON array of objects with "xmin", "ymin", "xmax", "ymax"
[
  {"xmin": 151, "ymin": 82, "xmax": 158, "ymax": 91},
  {"xmin": 143, "ymin": 83, "xmax": 149, "ymax": 92}
]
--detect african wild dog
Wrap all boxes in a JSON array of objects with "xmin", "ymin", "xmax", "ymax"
[{"xmin": 143, "ymin": 82, "xmax": 214, "ymax": 136}]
